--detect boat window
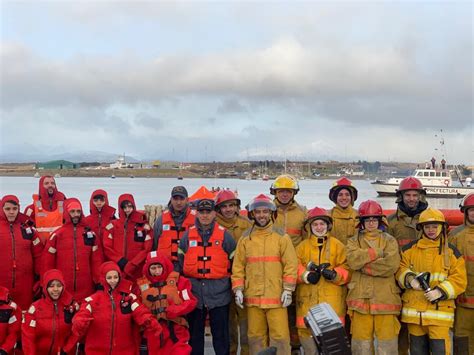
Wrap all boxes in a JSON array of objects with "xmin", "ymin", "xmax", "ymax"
[
  {"xmin": 441, "ymin": 172, "xmax": 447, "ymax": 177},
  {"xmin": 436, "ymin": 172, "xmax": 441, "ymax": 177},
  {"xmin": 430, "ymin": 172, "xmax": 435, "ymax": 177},
  {"xmin": 424, "ymin": 172, "xmax": 429, "ymax": 177},
  {"xmin": 416, "ymin": 172, "xmax": 422, "ymax": 176}
]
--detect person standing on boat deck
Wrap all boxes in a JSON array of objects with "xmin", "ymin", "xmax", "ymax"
[
  {"xmin": 215, "ymin": 190, "xmax": 252, "ymax": 355},
  {"xmin": 396, "ymin": 208, "xmax": 466, "ymax": 355},
  {"xmin": 153, "ymin": 186, "xmax": 196, "ymax": 268},
  {"xmin": 346, "ymin": 200, "xmax": 401, "ymax": 355},
  {"xmin": 24, "ymin": 175, "xmax": 66, "ymax": 244},
  {"xmin": 328, "ymin": 177, "xmax": 359, "ymax": 246},
  {"xmin": 448, "ymin": 193, "xmax": 474, "ymax": 355},
  {"xmin": 0, "ymin": 195, "xmax": 43, "ymax": 310},
  {"xmin": 103, "ymin": 194, "xmax": 153, "ymax": 282},
  {"xmin": 84, "ymin": 189, "xmax": 116, "ymax": 260},
  {"xmin": 270, "ymin": 174, "xmax": 306, "ymax": 353},
  {"xmin": 387, "ymin": 176, "xmax": 428, "ymax": 355},
  {"xmin": 43, "ymin": 198, "xmax": 103, "ymax": 301},
  {"xmin": 177, "ymin": 198, "xmax": 236, "ymax": 355},
  {"xmin": 232, "ymin": 194, "xmax": 297, "ymax": 355}
]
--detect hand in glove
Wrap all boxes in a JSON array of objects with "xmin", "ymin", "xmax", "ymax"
[
  {"xmin": 303, "ymin": 271, "xmax": 320, "ymax": 285},
  {"xmin": 281, "ymin": 290, "xmax": 292, "ymax": 307},
  {"xmin": 235, "ymin": 289, "xmax": 244, "ymax": 309},
  {"xmin": 409, "ymin": 278, "xmax": 423, "ymax": 291},
  {"xmin": 424, "ymin": 288, "xmax": 443, "ymax": 302},
  {"xmin": 322, "ymin": 268, "xmax": 337, "ymax": 281},
  {"xmin": 0, "ymin": 349, "xmax": 8, "ymax": 355}
]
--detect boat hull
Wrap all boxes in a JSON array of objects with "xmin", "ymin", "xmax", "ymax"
[{"xmin": 372, "ymin": 182, "xmax": 474, "ymax": 198}]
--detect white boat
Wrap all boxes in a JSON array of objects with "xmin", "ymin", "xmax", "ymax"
[
  {"xmin": 372, "ymin": 168, "xmax": 474, "ymax": 198},
  {"xmin": 34, "ymin": 172, "xmax": 40, "ymax": 178},
  {"xmin": 54, "ymin": 173, "xmax": 61, "ymax": 178}
]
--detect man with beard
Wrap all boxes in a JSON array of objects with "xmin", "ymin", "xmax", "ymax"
[
  {"xmin": 269, "ymin": 175, "xmax": 306, "ymax": 353},
  {"xmin": 388, "ymin": 176, "xmax": 428, "ymax": 355},
  {"xmin": 43, "ymin": 198, "xmax": 103, "ymax": 301},
  {"xmin": 154, "ymin": 186, "xmax": 196, "ymax": 268},
  {"xmin": 215, "ymin": 190, "xmax": 252, "ymax": 355},
  {"xmin": 177, "ymin": 199, "xmax": 236, "ymax": 355},
  {"xmin": 232, "ymin": 194, "xmax": 297, "ymax": 355},
  {"xmin": 24, "ymin": 175, "xmax": 66, "ymax": 244}
]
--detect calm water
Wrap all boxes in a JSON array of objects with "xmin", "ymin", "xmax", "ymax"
[{"xmin": 0, "ymin": 176, "xmax": 462, "ymax": 211}]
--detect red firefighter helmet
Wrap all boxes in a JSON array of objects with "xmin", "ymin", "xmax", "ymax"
[
  {"xmin": 247, "ymin": 194, "xmax": 276, "ymax": 212},
  {"xmin": 460, "ymin": 193, "xmax": 474, "ymax": 213},
  {"xmin": 329, "ymin": 177, "xmax": 358, "ymax": 204},
  {"xmin": 396, "ymin": 177, "xmax": 426, "ymax": 197},
  {"xmin": 215, "ymin": 190, "xmax": 241, "ymax": 208},
  {"xmin": 304, "ymin": 207, "xmax": 333, "ymax": 231},
  {"xmin": 358, "ymin": 200, "xmax": 384, "ymax": 218}
]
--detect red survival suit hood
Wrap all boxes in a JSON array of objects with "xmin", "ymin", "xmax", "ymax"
[
  {"xmin": 63, "ymin": 198, "xmax": 86, "ymax": 226},
  {"xmin": 38, "ymin": 176, "xmax": 66, "ymax": 208},
  {"xmin": 142, "ymin": 251, "xmax": 174, "ymax": 284},
  {"xmin": 99, "ymin": 261, "xmax": 133, "ymax": 293},
  {"xmin": 89, "ymin": 189, "xmax": 116, "ymax": 218},
  {"xmin": 41, "ymin": 269, "xmax": 73, "ymax": 304},
  {"xmin": 1, "ymin": 194, "xmax": 30, "ymax": 225},
  {"xmin": 118, "ymin": 193, "xmax": 145, "ymax": 223},
  {"xmin": 0, "ymin": 286, "xmax": 11, "ymax": 304}
]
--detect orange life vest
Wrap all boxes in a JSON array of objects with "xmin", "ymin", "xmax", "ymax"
[
  {"xmin": 157, "ymin": 209, "xmax": 196, "ymax": 262},
  {"xmin": 32, "ymin": 194, "xmax": 64, "ymax": 244},
  {"xmin": 183, "ymin": 224, "xmax": 230, "ymax": 279},
  {"xmin": 137, "ymin": 271, "xmax": 188, "ymax": 326}
]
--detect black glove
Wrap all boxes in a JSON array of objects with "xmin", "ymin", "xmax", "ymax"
[
  {"xmin": 0, "ymin": 349, "xmax": 8, "ymax": 355},
  {"xmin": 322, "ymin": 268, "xmax": 337, "ymax": 281},
  {"xmin": 120, "ymin": 296, "xmax": 134, "ymax": 314},
  {"xmin": 117, "ymin": 257, "xmax": 128, "ymax": 271},
  {"xmin": 59, "ymin": 350, "xmax": 67, "ymax": 355},
  {"xmin": 306, "ymin": 271, "xmax": 321, "ymax": 285}
]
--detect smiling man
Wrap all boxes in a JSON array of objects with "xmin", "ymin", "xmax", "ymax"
[{"xmin": 177, "ymin": 198, "xmax": 236, "ymax": 355}]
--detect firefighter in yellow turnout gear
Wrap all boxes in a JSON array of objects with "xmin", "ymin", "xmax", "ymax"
[
  {"xmin": 270, "ymin": 174, "xmax": 306, "ymax": 353},
  {"xmin": 397, "ymin": 208, "xmax": 467, "ymax": 355},
  {"xmin": 232, "ymin": 194, "xmax": 297, "ymax": 355},
  {"xmin": 346, "ymin": 200, "xmax": 401, "ymax": 355},
  {"xmin": 215, "ymin": 190, "xmax": 252, "ymax": 355},
  {"xmin": 328, "ymin": 177, "xmax": 359, "ymax": 246},
  {"xmin": 295, "ymin": 207, "xmax": 350, "ymax": 354},
  {"xmin": 449, "ymin": 193, "xmax": 474, "ymax": 355}
]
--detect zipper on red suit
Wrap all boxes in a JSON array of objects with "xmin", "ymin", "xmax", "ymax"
[
  {"xmin": 48, "ymin": 301, "xmax": 58, "ymax": 355},
  {"xmin": 9, "ymin": 224, "xmax": 16, "ymax": 289},
  {"xmin": 109, "ymin": 290, "xmax": 116, "ymax": 355},
  {"xmin": 73, "ymin": 226, "xmax": 78, "ymax": 292}
]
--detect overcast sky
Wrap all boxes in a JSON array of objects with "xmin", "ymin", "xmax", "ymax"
[{"xmin": 1, "ymin": 1, "xmax": 472, "ymax": 163}]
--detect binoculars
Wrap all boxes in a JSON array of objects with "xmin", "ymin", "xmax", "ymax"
[{"xmin": 307, "ymin": 262, "xmax": 330, "ymax": 273}]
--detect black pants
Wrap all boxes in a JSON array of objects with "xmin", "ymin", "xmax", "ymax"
[{"xmin": 188, "ymin": 304, "xmax": 230, "ymax": 355}]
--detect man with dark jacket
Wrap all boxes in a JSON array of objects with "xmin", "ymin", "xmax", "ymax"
[{"xmin": 177, "ymin": 199, "xmax": 236, "ymax": 355}]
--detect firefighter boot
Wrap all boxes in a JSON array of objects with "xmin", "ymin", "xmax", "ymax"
[
  {"xmin": 300, "ymin": 337, "xmax": 318, "ymax": 355},
  {"xmin": 429, "ymin": 339, "xmax": 447, "ymax": 355},
  {"xmin": 351, "ymin": 339, "xmax": 373, "ymax": 355},
  {"xmin": 453, "ymin": 336, "xmax": 469, "ymax": 355},
  {"xmin": 376, "ymin": 338, "xmax": 398, "ymax": 355},
  {"xmin": 410, "ymin": 334, "xmax": 429, "ymax": 354}
]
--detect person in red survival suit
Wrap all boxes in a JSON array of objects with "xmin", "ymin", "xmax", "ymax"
[
  {"xmin": 22, "ymin": 269, "xmax": 80, "ymax": 355},
  {"xmin": 103, "ymin": 194, "xmax": 152, "ymax": 282},
  {"xmin": 0, "ymin": 195, "xmax": 43, "ymax": 310},
  {"xmin": 24, "ymin": 176, "xmax": 66, "ymax": 244},
  {"xmin": 136, "ymin": 251, "xmax": 197, "ymax": 355},
  {"xmin": 63, "ymin": 261, "xmax": 162, "ymax": 355},
  {"xmin": 0, "ymin": 287, "xmax": 22, "ymax": 355},
  {"xmin": 84, "ymin": 189, "xmax": 116, "ymax": 260},
  {"xmin": 43, "ymin": 198, "xmax": 103, "ymax": 301}
]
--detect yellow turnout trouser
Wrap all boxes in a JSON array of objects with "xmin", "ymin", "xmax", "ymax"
[
  {"xmin": 350, "ymin": 312, "xmax": 400, "ymax": 341},
  {"xmin": 247, "ymin": 306, "xmax": 290, "ymax": 355},
  {"xmin": 454, "ymin": 306, "xmax": 474, "ymax": 355},
  {"xmin": 408, "ymin": 323, "xmax": 451, "ymax": 355}
]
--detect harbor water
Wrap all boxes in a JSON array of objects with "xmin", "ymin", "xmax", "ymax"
[{"xmin": 0, "ymin": 176, "xmax": 462, "ymax": 211}]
